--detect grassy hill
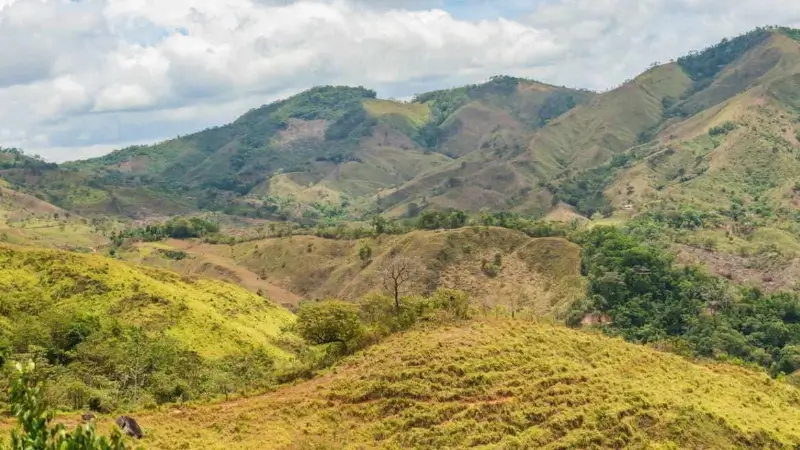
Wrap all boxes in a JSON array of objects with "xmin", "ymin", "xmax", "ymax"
[
  {"xmin": 118, "ymin": 227, "xmax": 585, "ymax": 317},
  {"xmin": 0, "ymin": 243, "xmax": 300, "ymax": 411},
  {"xmin": 67, "ymin": 320, "xmax": 800, "ymax": 449},
  {"xmin": 0, "ymin": 184, "xmax": 114, "ymax": 251}
]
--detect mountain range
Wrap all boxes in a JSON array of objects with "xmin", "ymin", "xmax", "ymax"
[{"xmin": 2, "ymin": 26, "xmax": 799, "ymax": 226}]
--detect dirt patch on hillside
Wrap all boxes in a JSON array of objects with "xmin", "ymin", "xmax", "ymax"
[
  {"xmin": 544, "ymin": 203, "xmax": 587, "ymax": 222},
  {"xmin": 113, "ymin": 155, "xmax": 150, "ymax": 173},
  {"xmin": 150, "ymin": 240, "xmax": 303, "ymax": 309},
  {"xmin": 361, "ymin": 123, "xmax": 419, "ymax": 150},
  {"xmin": 676, "ymin": 245, "xmax": 800, "ymax": 292},
  {"xmin": 0, "ymin": 186, "xmax": 65, "ymax": 215},
  {"xmin": 274, "ymin": 119, "xmax": 328, "ymax": 145}
]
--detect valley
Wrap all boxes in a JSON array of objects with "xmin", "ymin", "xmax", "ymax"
[{"xmin": 3, "ymin": 25, "xmax": 800, "ymax": 450}]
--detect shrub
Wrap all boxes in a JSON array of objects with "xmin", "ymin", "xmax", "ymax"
[
  {"xmin": 708, "ymin": 121, "xmax": 737, "ymax": 137},
  {"xmin": 295, "ymin": 300, "xmax": 365, "ymax": 352},
  {"xmin": 358, "ymin": 242, "xmax": 373, "ymax": 263},
  {"xmin": 7, "ymin": 361, "xmax": 131, "ymax": 450}
]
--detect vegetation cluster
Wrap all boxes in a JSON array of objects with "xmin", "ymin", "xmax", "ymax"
[{"xmin": 569, "ymin": 224, "xmax": 800, "ymax": 376}]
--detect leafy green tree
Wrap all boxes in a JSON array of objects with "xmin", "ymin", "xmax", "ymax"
[
  {"xmin": 371, "ymin": 216, "xmax": 387, "ymax": 235},
  {"xmin": 430, "ymin": 288, "xmax": 471, "ymax": 320},
  {"xmin": 358, "ymin": 242, "xmax": 373, "ymax": 263},
  {"xmin": 776, "ymin": 346, "xmax": 800, "ymax": 375},
  {"xmin": 296, "ymin": 301, "xmax": 365, "ymax": 352},
  {"xmin": 571, "ymin": 225, "xmax": 800, "ymax": 375},
  {"xmin": 447, "ymin": 210, "xmax": 468, "ymax": 228}
]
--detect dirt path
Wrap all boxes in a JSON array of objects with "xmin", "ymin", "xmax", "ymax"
[{"xmin": 164, "ymin": 239, "xmax": 303, "ymax": 308}]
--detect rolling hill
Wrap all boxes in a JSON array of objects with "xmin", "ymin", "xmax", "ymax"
[
  {"xmin": 0, "ymin": 77, "xmax": 593, "ymax": 220},
  {"xmin": 3, "ymin": 23, "xmax": 800, "ymax": 450},
  {"xmin": 59, "ymin": 320, "xmax": 800, "ymax": 449},
  {"xmin": 117, "ymin": 227, "xmax": 585, "ymax": 317},
  {"xmin": 0, "ymin": 243, "xmax": 301, "ymax": 411},
  {"xmin": 0, "ymin": 182, "xmax": 112, "ymax": 251}
]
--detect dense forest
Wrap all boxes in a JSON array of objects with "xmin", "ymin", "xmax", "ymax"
[{"xmin": 569, "ymin": 223, "xmax": 800, "ymax": 375}]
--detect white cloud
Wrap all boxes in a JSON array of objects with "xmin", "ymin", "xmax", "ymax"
[{"xmin": 1, "ymin": 0, "xmax": 800, "ymax": 161}]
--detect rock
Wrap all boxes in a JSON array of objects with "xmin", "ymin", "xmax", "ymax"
[
  {"xmin": 81, "ymin": 412, "xmax": 96, "ymax": 423},
  {"xmin": 115, "ymin": 416, "xmax": 144, "ymax": 439}
]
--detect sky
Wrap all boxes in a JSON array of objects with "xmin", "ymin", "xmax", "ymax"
[{"xmin": 2, "ymin": 0, "xmax": 800, "ymax": 162}]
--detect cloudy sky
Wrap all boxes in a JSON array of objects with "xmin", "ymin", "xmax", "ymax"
[{"xmin": 1, "ymin": 0, "xmax": 800, "ymax": 162}]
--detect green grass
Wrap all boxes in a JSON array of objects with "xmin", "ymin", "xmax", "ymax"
[
  {"xmin": 0, "ymin": 243, "xmax": 295, "ymax": 360},
  {"xmin": 0, "ymin": 243, "xmax": 306, "ymax": 412},
  {"xmin": 73, "ymin": 319, "xmax": 800, "ymax": 449},
  {"xmin": 363, "ymin": 99, "xmax": 431, "ymax": 127}
]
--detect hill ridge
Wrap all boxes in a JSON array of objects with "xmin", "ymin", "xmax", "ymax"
[{"xmin": 55, "ymin": 319, "xmax": 800, "ymax": 449}]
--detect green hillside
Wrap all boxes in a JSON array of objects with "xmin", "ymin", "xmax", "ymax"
[
  {"xmin": 0, "ymin": 243, "xmax": 300, "ymax": 411},
  {"xmin": 71, "ymin": 320, "xmax": 800, "ymax": 449},
  {"xmin": 1, "ymin": 78, "xmax": 592, "ymax": 221},
  {"xmin": 5, "ymin": 23, "xmax": 800, "ymax": 450}
]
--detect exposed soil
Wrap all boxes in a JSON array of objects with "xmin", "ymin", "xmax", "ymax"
[
  {"xmin": 676, "ymin": 244, "xmax": 800, "ymax": 292},
  {"xmin": 161, "ymin": 239, "xmax": 302, "ymax": 308}
]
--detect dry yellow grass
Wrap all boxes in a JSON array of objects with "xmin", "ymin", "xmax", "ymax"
[
  {"xmin": 49, "ymin": 320, "xmax": 800, "ymax": 449},
  {"xmin": 363, "ymin": 99, "xmax": 432, "ymax": 127},
  {"xmin": 133, "ymin": 228, "xmax": 584, "ymax": 317}
]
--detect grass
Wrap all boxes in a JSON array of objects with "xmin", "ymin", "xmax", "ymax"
[
  {"xmin": 0, "ymin": 243, "xmax": 295, "ymax": 360},
  {"xmin": 363, "ymin": 99, "xmax": 432, "ymax": 127},
  {"xmin": 130, "ymin": 227, "xmax": 585, "ymax": 318},
  {"xmin": 49, "ymin": 319, "xmax": 800, "ymax": 449},
  {"xmin": 0, "ymin": 185, "xmax": 111, "ymax": 250}
]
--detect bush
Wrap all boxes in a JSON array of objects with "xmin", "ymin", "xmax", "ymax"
[
  {"xmin": 481, "ymin": 259, "xmax": 501, "ymax": 278},
  {"xmin": 358, "ymin": 242, "xmax": 373, "ymax": 264},
  {"xmin": 7, "ymin": 361, "xmax": 130, "ymax": 450},
  {"xmin": 157, "ymin": 249, "xmax": 187, "ymax": 261},
  {"xmin": 430, "ymin": 288, "xmax": 471, "ymax": 320},
  {"xmin": 708, "ymin": 121, "xmax": 737, "ymax": 137},
  {"xmin": 295, "ymin": 301, "xmax": 365, "ymax": 352}
]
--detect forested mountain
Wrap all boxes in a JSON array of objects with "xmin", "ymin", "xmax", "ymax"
[
  {"xmin": 4, "ymin": 27, "xmax": 800, "ymax": 227},
  {"xmin": 1, "ymin": 77, "xmax": 593, "ymax": 219}
]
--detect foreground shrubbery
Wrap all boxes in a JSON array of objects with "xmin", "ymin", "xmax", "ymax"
[
  {"xmin": 0, "ymin": 315, "xmax": 281, "ymax": 413},
  {"xmin": 0, "ymin": 244, "xmax": 300, "ymax": 413},
  {"xmin": 570, "ymin": 226, "xmax": 800, "ymax": 375},
  {"xmin": 5, "ymin": 362, "xmax": 131, "ymax": 450}
]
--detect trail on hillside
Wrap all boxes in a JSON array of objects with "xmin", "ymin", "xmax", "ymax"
[{"xmin": 164, "ymin": 239, "xmax": 302, "ymax": 308}]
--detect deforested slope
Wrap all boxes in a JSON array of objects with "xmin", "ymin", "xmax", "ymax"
[{"xmin": 132, "ymin": 227, "xmax": 585, "ymax": 317}]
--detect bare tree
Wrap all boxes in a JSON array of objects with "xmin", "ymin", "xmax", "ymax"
[{"xmin": 378, "ymin": 255, "xmax": 422, "ymax": 314}]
